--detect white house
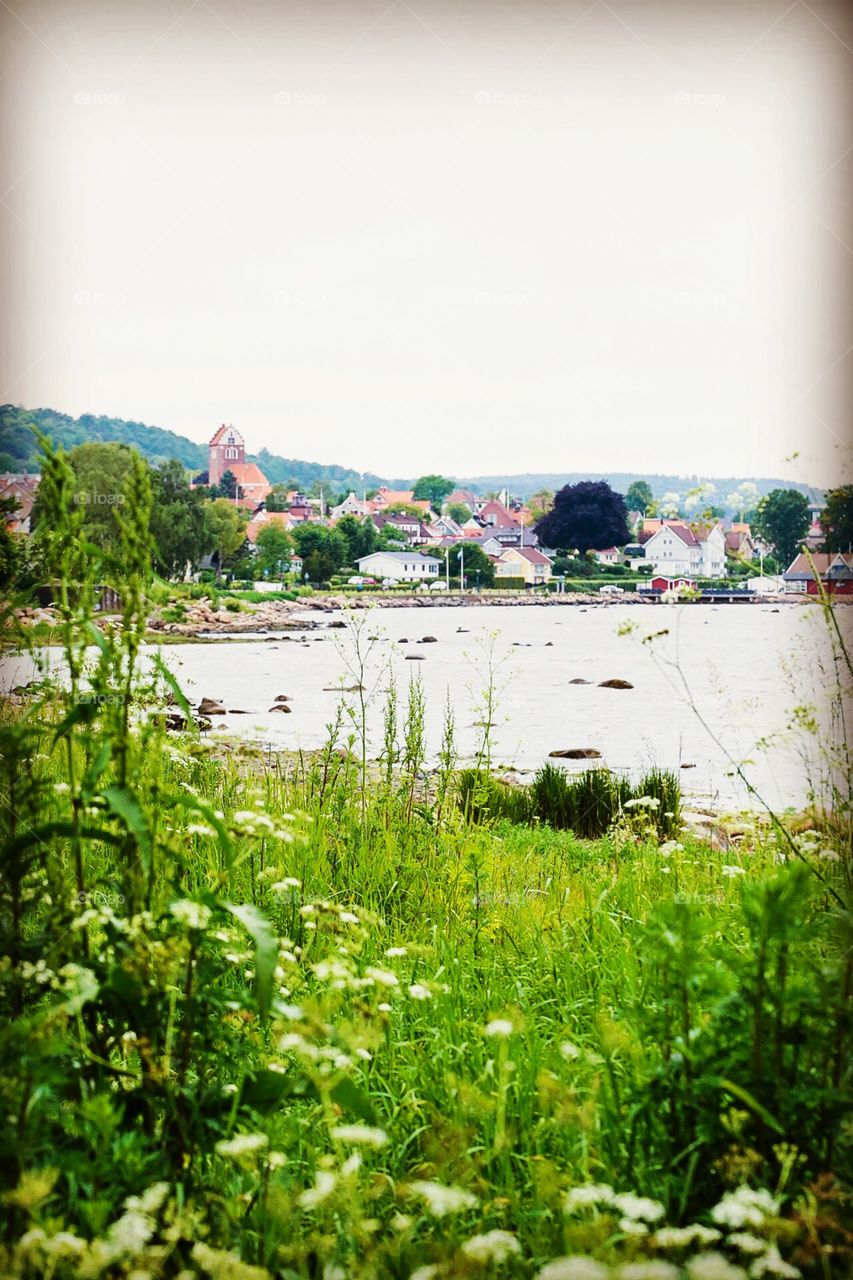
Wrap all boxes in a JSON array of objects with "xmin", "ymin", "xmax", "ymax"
[
  {"xmin": 330, "ymin": 492, "xmax": 371, "ymax": 519},
  {"xmin": 643, "ymin": 522, "xmax": 727, "ymax": 579},
  {"xmin": 356, "ymin": 551, "xmax": 441, "ymax": 582}
]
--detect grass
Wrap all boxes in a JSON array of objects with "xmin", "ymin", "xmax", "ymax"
[{"xmin": 0, "ymin": 445, "xmax": 850, "ymax": 1279}]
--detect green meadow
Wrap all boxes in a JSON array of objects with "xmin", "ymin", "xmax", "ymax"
[{"xmin": 0, "ymin": 446, "xmax": 850, "ymax": 1279}]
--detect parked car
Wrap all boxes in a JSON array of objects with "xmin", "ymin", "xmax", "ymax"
[
  {"xmin": 429, "ymin": 579, "xmax": 448, "ymax": 591},
  {"xmin": 599, "ymin": 585, "xmax": 625, "ymax": 595}
]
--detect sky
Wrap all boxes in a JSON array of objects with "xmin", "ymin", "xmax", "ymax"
[{"xmin": 1, "ymin": 0, "xmax": 851, "ymax": 487}]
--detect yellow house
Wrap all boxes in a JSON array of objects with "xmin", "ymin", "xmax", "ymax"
[{"xmin": 495, "ymin": 546, "xmax": 552, "ymax": 585}]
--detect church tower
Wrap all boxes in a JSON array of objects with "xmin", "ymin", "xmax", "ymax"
[{"xmin": 208, "ymin": 424, "xmax": 245, "ymax": 486}]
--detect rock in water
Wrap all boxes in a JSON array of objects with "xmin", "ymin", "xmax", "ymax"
[
  {"xmin": 569, "ymin": 678, "xmax": 592, "ymax": 685},
  {"xmin": 549, "ymin": 748, "xmax": 603, "ymax": 759},
  {"xmin": 269, "ymin": 703, "xmax": 292, "ymax": 713},
  {"xmin": 598, "ymin": 679, "xmax": 633, "ymax": 690},
  {"xmin": 198, "ymin": 697, "xmax": 227, "ymax": 715},
  {"xmin": 420, "ymin": 635, "xmax": 438, "ymax": 643},
  {"xmin": 274, "ymin": 694, "xmax": 290, "ymax": 702}
]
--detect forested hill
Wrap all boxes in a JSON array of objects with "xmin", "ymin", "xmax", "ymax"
[
  {"xmin": 0, "ymin": 405, "xmax": 391, "ymax": 493},
  {"xmin": 0, "ymin": 403, "xmax": 823, "ymax": 502}
]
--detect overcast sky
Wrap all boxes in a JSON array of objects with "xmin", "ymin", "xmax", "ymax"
[{"xmin": 1, "ymin": 0, "xmax": 851, "ymax": 485}]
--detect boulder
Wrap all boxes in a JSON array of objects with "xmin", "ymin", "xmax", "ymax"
[
  {"xmin": 328, "ymin": 620, "xmax": 347, "ymax": 628},
  {"xmin": 549, "ymin": 748, "xmax": 602, "ymax": 760},
  {"xmin": 598, "ymin": 679, "xmax": 633, "ymax": 690},
  {"xmin": 269, "ymin": 703, "xmax": 292, "ymax": 713},
  {"xmin": 274, "ymin": 694, "xmax": 290, "ymax": 702},
  {"xmin": 569, "ymin": 678, "xmax": 592, "ymax": 685},
  {"xmin": 420, "ymin": 635, "xmax": 438, "ymax": 643},
  {"xmin": 680, "ymin": 762, "xmax": 696, "ymax": 769},
  {"xmin": 198, "ymin": 697, "xmax": 227, "ymax": 715}
]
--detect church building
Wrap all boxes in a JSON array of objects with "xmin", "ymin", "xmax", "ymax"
[{"xmin": 207, "ymin": 424, "xmax": 271, "ymax": 510}]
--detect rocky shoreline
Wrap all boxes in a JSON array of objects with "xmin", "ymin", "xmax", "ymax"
[{"xmin": 13, "ymin": 589, "xmax": 819, "ymax": 641}]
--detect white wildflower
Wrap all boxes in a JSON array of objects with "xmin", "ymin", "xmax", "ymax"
[
  {"xmin": 616, "ymin": 1265, "xmax": 679, "ymax": 1280},
  {"xmin": 407, "ymin": 1180, "xmax": 478, "ymax": 1217},
  {"xmin": 619, "ymin": 1217, "xmax": 649, "ymax": 1235},
  {"xmin": 271, "ymin": 877, "xmax": 301, "ymax": 890},
  {"xmin": 215, "ymin": 1133, "xmax": 269, "ymax": 1159},
  {"xmin": 711, "ymin": 1188, "xmax": 778, "ymax": 1230},
  {"xmin": 749, "ymin": 1247, "xmax": 800, "ymax": 1278},
  {"xmin": 654, "ymin": 1225, "xmax": 721, "ymax": 1249},
  {"xmin": 330, "ymin": 1124, "xmax": 388, "ymax": 1147},
  {"xmin": 560, "ymin": 1041, "xmax": 581, "ymax": 1060},
  {"xmin": 385, "ymin": 946, "xmax": 408, "ymax": 957},
  {"xmin": 537, "ymin": 1257, "xmax": 609, "ymax": 1280},
  {"xmin": 613, "ymin": 1193, "xmax": 665, "ymax": 1222},
  {"xmin": 624, "ymin": 796, "xmax": 660, "ymax": 809},
  {"xmin": 817, "ymin": 848, "xmax": 840, "ymax": 862},
  {"xmin": 124, "ymin": 1182, "xmax": 170, "ymax": 1215},
  {"xmin": 341, "ymin": 1152, "xmax": 362, "ymax": 1177},
  {"xmin": 461, "ymin": 1229, "xmax": 522, "ymax": 1263},
  {"xmin": 408, "ymin": 983, "xmax": 432, "ymax": 1000},
  {"xmin": 729, "ymin": 1234, "xmax": 766, "ymax": 1256},
  {"xmin": 485, "ymin": 1018, "xmax": 514, "ymax": 1038},
  {"xmin": 564, "ymin": 1183, "xmax": 615, "ymax": 1213},
  {"xmin": 298, "ymin": 1169, "xmax": 337, "ymax": 1208},
  {"xmin": 364, "ymin": 966, "xmax": 399, "ymax": 988},
  {"xmin": 659, "ymin": 841, "xmax": 683, "ymax": 857},
  {"xmin": 721, "ymin": 865, "xmax": 746, "ymax": 878},
  {"xmin": 687, "ymin": 1254, "xmax": 748, "ymax": 1280},
  {"xmin": 169, "ymin": 899, "xmax": 211, "ymax": 931},
  {"xmin": 107, "ymin": 1210, "xmax": 155, "ymax": 1255},
  {"xmin": 339, "ymin": 910, "xmax": 360, "ymax": 924},
  {"xmin": 41, "ymin": 1232, "xmax": 86, "ymax": 1259}
]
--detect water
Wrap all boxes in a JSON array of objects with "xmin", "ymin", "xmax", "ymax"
[{"xmin": 2, "ymin": 604, "xmax": 840, "ymax": 811}]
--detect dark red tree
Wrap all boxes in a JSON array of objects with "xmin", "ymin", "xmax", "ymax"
[{"xmin": 534, "ymin": 480, "xmax": 630, "ymax": 554}]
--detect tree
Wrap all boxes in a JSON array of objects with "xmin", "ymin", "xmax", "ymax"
[
  {"xmin": 447, "ymin": 503, "xmax": 471, "ymax": 526},
  {"xmin": 32, "ymin": 441, "xmax": 135, "ymax": 554},
  {"xmin": 149, "ymin": 459, "xmax": 210, "ymax": 577},
  {"xmin": 413, "ymin": 474, "xmax": 454, "ymax": 510},
  {"xmin": 292, "ymin": 523, "xmax": 347, "ymax": 583},
  {"xmin": 625, "ymin": 480, "xmax": 653, "ymax": 513},
  {"xmin": 203, "ymin": 499, "xmax": 246, "ymax": 579},
  {"xmin": 754, "ymin": 488, "xmax": 810, "ymax": 568},
  {"xmin": 255, "ymin": 524, "xmax": 293, "ymax": 579},
  {"xmin": 218, "ymin": 470, "xmax": 238, "ymax": 500},
  {"xmin": 447, "ymin": 542, "xmax": 494, "ymax": 586},
  {"xmin": 821, "ymin": 486, "xmax": 853, "ymax": 552},
  {"xmin": 0, "ymin": 497, "xmax": 23, "ymax": 587},
  {"xmin": 534, "ymin": 481, "xmax": 630, "ymax": 555},
  {"xmin": 336, "ymin": 515, "xmax": 378, "ymax": 563},
  {"xmin": 265, "ymin": 484, "xmax": 292, "ymax": 512}
]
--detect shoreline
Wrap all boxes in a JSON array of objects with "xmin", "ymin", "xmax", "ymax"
[{"xmin": 9, "ymin": 588, "xmax": 831, "ymax": 643}]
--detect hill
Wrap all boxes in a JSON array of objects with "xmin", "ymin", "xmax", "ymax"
[
  {"xmin": 0, "ymin": 404, "xmax": 824, "ymax": 505},
  {"xmin": 0, "ymin": 405, "xmax": 392, "ymax": 494},
  {"xmin": 458, "ymin": 471, "xmax": 824, "ymax": 504}
]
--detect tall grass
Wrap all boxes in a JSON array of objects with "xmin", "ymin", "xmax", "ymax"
[{"xmin": 0, "ymin": 443, "xmax": 850, "ymax": 1278}]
